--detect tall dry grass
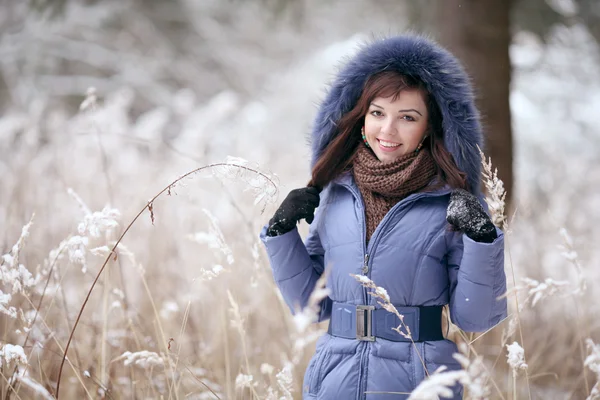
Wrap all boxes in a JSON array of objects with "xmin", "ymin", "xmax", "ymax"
[{"xmin": 0, "ymin": 85, "xmax": 598, "ymax": 400}]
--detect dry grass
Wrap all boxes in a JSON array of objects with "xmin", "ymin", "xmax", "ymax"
[{"xmin": 0, "ymin": 90, "xmax": 599, "ymax": 399}]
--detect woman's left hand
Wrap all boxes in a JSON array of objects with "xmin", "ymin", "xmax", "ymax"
[{"xmin": 446, "ymin": 189, "xmax": 498, "ymax": 243}]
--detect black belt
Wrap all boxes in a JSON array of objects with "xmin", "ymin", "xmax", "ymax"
[{"xmin": 327, "ymin": 302, "xmax": 444, "ymax": 342}]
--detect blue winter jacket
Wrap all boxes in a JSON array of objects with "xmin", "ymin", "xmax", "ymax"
[{"xmin": 260, "ymin": 35, "xmax": 507, "ymax": 400}]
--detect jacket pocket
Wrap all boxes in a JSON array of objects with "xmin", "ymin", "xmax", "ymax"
[
  {"xmin": 423, "ymin": 339, "xmax": 463, "ymax": 398},
  {"xmin": 303, "ymin": 348, "xmax": 330, "ymax": 396},
  {"xmin": 423, "ymin": 339, "xmax": 461, "ymax": 364}
]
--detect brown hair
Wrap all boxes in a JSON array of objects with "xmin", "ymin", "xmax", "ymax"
[{"xmin": 307, "ymin": 71, "xmax": 468, "ymax": 192}]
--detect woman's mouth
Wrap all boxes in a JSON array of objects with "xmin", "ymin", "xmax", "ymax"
[{"xmin": 377, "ymin": 139, "xmax": 402, "ymax": 152}]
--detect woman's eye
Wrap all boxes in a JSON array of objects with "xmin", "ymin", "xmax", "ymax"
[
  {"xmin": 403, "ymin": 115, "xmax": 415, "ymax": 122},
  {"xmin": 370, "ymin": 110, "xmax": 383, "ymax": 117}
]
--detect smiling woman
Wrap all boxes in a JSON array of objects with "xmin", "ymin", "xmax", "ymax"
[
  {"xmin": 308, "ymin": 70, "xmax": 468, "ymax": 194},
  {"xmin": 363, "ymin": 91, "xmax": 429, "ymax": 162},
  {"xmin": 260, "ymin": 35, "xmax": 507, "ymax": 400}
]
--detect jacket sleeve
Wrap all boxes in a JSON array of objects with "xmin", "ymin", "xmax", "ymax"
[
  {"xmin": 446, "ymin": 225, "xmax": 507, "ymax": 332},
  {"xmin": 259, "ymin": 201, "xmax": 332, "ymax": 322}
]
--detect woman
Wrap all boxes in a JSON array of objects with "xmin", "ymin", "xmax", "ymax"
[{"xmin": 259, "ymin": 35, "xmax": 507, "ymax": 400}]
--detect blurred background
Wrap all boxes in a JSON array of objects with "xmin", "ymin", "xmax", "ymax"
[{"xmin": 1, "ymin": 0, "xmax": 600, "ymax": 399}]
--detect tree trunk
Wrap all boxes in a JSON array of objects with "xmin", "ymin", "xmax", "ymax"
[{"xmin": 434, "ymin": 0, "xmax": 514, "ymax": 213}]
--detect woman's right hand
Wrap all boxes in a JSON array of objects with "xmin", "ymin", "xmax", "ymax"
[{"xmin": 266, "ymin": 187, "xmax": 321, "ymax": 237}]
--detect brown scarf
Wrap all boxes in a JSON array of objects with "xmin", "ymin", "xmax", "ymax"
[{"xmin": 352, "ymin": 142, "xmax": 438, "ymax": 241}]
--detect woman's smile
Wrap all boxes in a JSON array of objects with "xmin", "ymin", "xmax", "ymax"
[{"xmin": 377, "ymin": 139, "xmax": 402, "ymax": 152}]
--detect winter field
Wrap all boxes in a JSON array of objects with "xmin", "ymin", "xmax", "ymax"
[{"xmin": 1, "ymin": 2, "xmax": 600, "ymax": 399}]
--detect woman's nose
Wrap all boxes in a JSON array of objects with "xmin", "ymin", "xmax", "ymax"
[{"xmin": 381, "ymin": 118, "xmax": 397, "ymax": 136}]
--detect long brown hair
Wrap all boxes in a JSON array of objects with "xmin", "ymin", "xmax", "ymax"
[{"xmin": 307, "ymin": 71, "xmax": 468, "ymax": 191}]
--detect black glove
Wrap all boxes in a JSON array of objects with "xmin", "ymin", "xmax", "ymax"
[
  {"xmin": 266, "ymin": 187, "xmax": 321, "ymax": 237},
  {"xmin": 446, "ymin": 189, "xmax": 498, "ymax": 243}
]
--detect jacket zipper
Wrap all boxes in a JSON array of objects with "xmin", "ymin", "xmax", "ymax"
[
  {"xmin": 343, "ymin": 184, "xmax": 370, "ymax": 400},
  {"xmin": 372, "ymin": 190, "xmax": 451, "ymax": 303},
  {"xmin": 341, "ymin": 183, "xmax": 369, "ymax": 301},
  {"xmin": 368, "ymin": 190, "xmax": 451, "ymax": 255},
  {"xmin": 338, "ymin": 179, "xmax": 451, "ymax": 400}
]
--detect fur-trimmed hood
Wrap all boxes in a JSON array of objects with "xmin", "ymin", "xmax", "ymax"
[{"xmin": 310, "ymin": 35, "xmax": 484, "ymax": 194}]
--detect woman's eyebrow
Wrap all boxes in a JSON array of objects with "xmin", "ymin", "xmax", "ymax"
[
  {"xmin": 400, "ymin": 109, "xmax": 423, "ymax": 116},
  {"xmin": 370, "ymin": 103, "xmax": 423, "ymax": 116}
]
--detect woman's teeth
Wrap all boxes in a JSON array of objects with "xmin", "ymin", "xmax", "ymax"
[{"xmin": 379, "ymin": 140, "xmax": 400, "ymax": 148}]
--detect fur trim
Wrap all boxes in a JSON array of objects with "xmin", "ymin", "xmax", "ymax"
[{"xmin": 310, "ymin": 34, "xmax": 483, "ymax": 194}]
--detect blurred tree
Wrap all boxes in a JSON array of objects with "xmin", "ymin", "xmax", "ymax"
[
  {"xmin": 576, "ymin": 0, "xmax": 600, "ymax": 42},
  {"xmin": 513, "ymin": 0, "xmax": 600, "ymax": 43},
  {"xmin": 435, "ymin": 1, "xmax": 514, "ymax": 213},
  {"xmin": 407, "ymin": 0, "xmax": 600, "ymax": 213},
  {"xmin": 28, "ymin": 0, "xmax": 102, "ymax": 19}
]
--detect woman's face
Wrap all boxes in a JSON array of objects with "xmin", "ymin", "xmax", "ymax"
[{"xmin": 363, "ymin": 90, "xmax": 429, "ymax": 163}]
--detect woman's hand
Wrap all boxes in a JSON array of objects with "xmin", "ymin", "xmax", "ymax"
[
  {"xmin": 266, "ymin": 187, "xmax": 321, "ymax": 237},
  {"xmin": 446, "ymin": 189, "xmax": 498, "ymax": 243}
]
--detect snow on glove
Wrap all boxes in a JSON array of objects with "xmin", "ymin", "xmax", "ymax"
[
  {"xmin": 266, "ymin": 187, "xmax": 321, "ymax": 237},
  {"xmin": 446, "ymin": 189, "xmax": 498, "ymax": 243}
]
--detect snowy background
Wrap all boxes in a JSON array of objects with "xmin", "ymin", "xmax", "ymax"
[{"xmin": 1, "ymin": 1, "xmax": 599, "ymax": 398}]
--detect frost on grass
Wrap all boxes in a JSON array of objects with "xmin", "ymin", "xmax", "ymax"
[
  {"xmin": 585, "ymin": 339, "xmax": 600, "ymax": 400},
  {"xmin": 160, "ymin": 300, "xmax": 180, "ymax": 319},
  {"xmin": 293, "ymin": 271, "xmax": 330, "ymax": 333},
  {"xmin": 351, "ymin": 274, "xmax": 411, "ymax": 340},
  {"xmin": 16, "ymin": 373, "xmax": 54, "ymax": 400},
  {"xmin": 188, "ymin": 209, "xmax": 234, "ymax": 265},
  {"xmin": 260, "ymin": 363, "xmax": 275, "ymax": 375},
  {"xmin": 66, "ymin": 235, "xmax": 89, "ymax": 272},
  {"xmin": 274, "ymin": 363, "xmax": 294, "ymax": 400},
  {"xmin": 1, "ymin": 216, "xmax": 38, "ymax": 295},
  {"xmin": 264, "ymin": 363, "xmax": 294, "ymax": 400},
  {"xmin": 77, "ymin": 205, "xmax": 121, "ymax": 238},
  {"xmin": 452, "ymin": 344, "xmax": 491, "ymax": 400},
  {"xmin": 89, "ymin": 245, "xmax": 111, "ymax": 256},
  {"xmin": 210, "ymin": 156, "xmax": 278, "ymax": 213},
  {"xmin": 227, "ymin": 290, "xmax": 246, "ymax": 335},
  {"xmin": 479, "ymin": 147, "xmax": 507, "ymax": 230},
  {"xmin": 68, "ymin": 188, "xmax": 120, "ymax": 238},
  {"xmin": 118, "ymin": 350, "xmax": 164, "ymax": 369},
  {"xmin": 509, "ymin": 277, "xmax": 571, "ymax": 307},
  {"xmin": 229, "ymin": 290, "xmax": 296, "ymax": 399},
  {"xmin": 249, "ymin": 241, "xmax": 262, "ymax": 288},
  {"xmin": 0, "ymin": 290, "xmax": 17, "ymax": 318},
  {"xmin": 558, "ymin": 227, "xmax": 587, "ymax": 295},
  {"xmin": 505, "ymin": 226, "xmax": 588, "ymax": 311},
  {"xmin": 408, "ymin": 343, "xmax": 490, "ymax": 400},
  {"xmin": 1, "ymin": 216, "xmax": 33, "ymax": 269},
  {"xmin": 408, "ymin": 366, "xmax": 467, "ymax": 400},
  {"xmin": 502, "ymin": 315, "xmax": 519, "ymax": 344},
  {"xmin": 506, "ymin": 341, "xmax": 528, "ymax": 376},
  {"xmin": 194, "ymin": 264, "xmax": 225, "ymax": 282},
  {"xmin": 64, "ymin": 188, "xmax": 122, "ymax": 273},
  {"xmin": 289, "ymin": 271, "xmax": 330, "ymax": 364},
  {"xmin": 235, "ymin": 374, "xmax": 255, "ymax": 390},
  {"xmin": 0, "ymin": 217, "xmax": 39, "ymax": 319},
  {"xmin": 0, "ymin": 343, "xmax": 28, "ymax": 367}
]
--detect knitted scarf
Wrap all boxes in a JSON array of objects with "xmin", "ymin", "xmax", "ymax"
[{"xmin": 352, "ymin": 142, "xmax": 438, "ymax": 241}]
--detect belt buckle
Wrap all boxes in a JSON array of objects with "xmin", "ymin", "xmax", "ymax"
[{"xmin": 356, "ymin": 305, "xmax": 375, "ymax": 341}]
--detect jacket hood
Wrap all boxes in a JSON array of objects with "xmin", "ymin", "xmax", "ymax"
[{"xmin": 310, "ymin": 34, "xmax": 484, "ymax": 194}]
